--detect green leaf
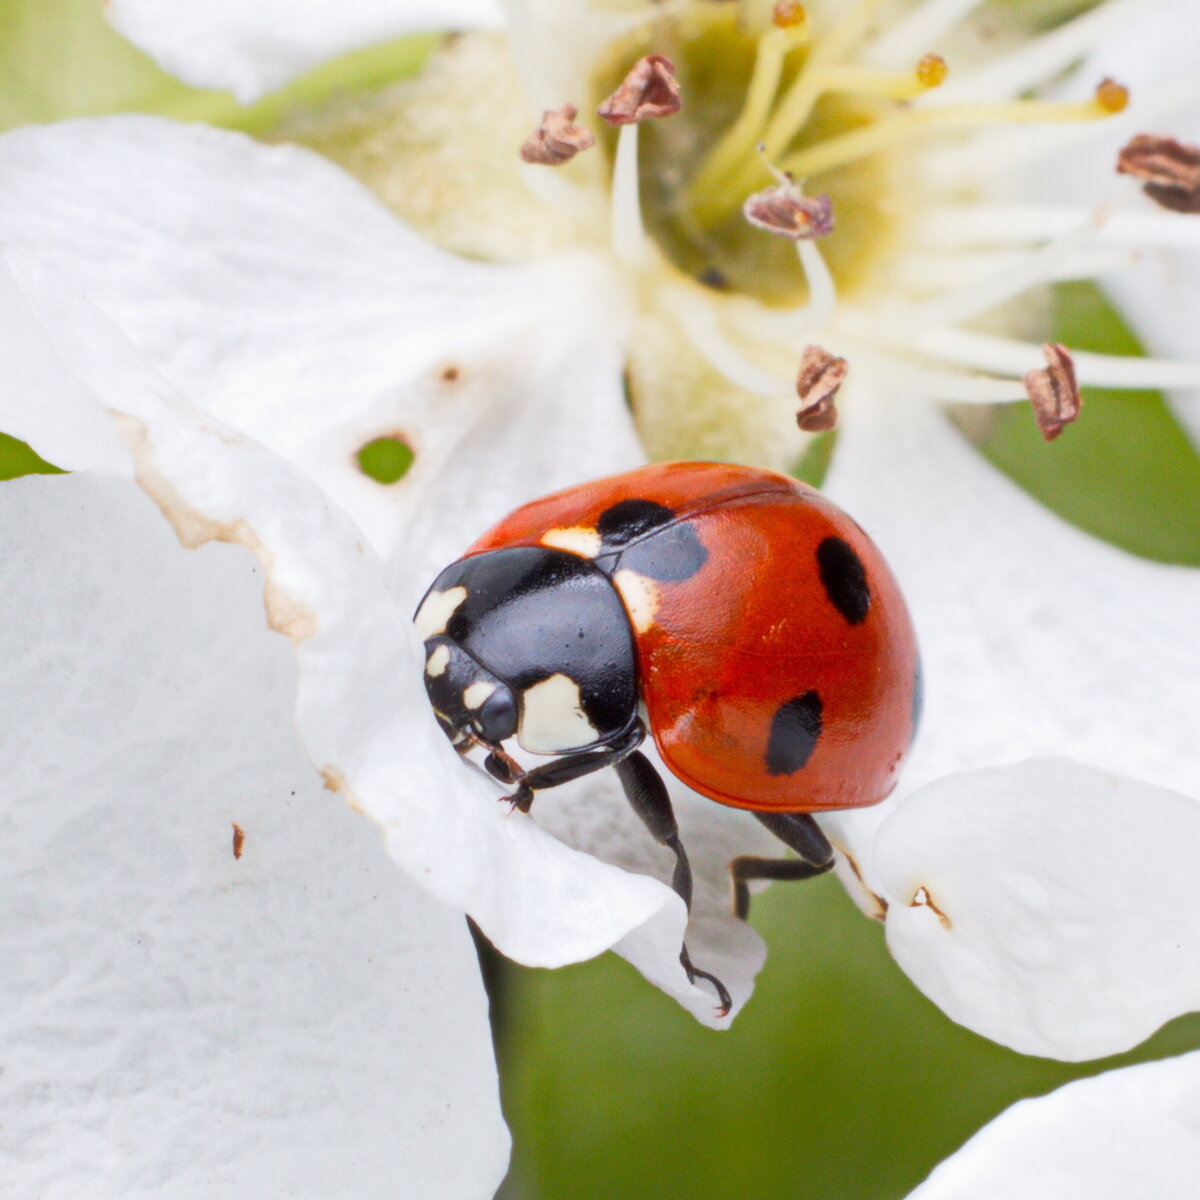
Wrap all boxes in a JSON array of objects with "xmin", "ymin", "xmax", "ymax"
[{"xmin": 973, "ymin": 281, "xmax": 1200, "ymax": 566}]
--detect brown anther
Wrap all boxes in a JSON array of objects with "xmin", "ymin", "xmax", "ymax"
[
  {"xmin": 916, "ymin": 53, "xmax": 948, "ymax": 89},
  {"xmin": 1117, "ymin": 133, "xmax": 1200, "ymax": 214},
  {"xmin": 231, "ymin": 823, "xmax": 245, "ymax": 860},
  {"xmin": 519, "ymin": 104, "xmax": 596, "ymax": 166},
  {"xmin": 598, "ymin": 55, "xmax": 681, "ymax": 126},
  {"xmin": 744, "ymin": 181, "xmax": 834, "ymax": 241},
  {"xmin": 772, "ymin": 1, "xmax": 807, "ymax": 28},
  {"xmin": 795, "ymin": 345, "xmax": 846, "ymax": 432},
  {"xmin": 1024, "ymin": 342, "xmax": 1081, "ymax": 441},
  {"xmin": 1095, "ymin": 77, "xmax": 1129, "ymax": 115}
]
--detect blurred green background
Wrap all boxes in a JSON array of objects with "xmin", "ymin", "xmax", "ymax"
[{"xmin": 3, "ymin": 1, "xmax": 1199, "ymax": 1196}]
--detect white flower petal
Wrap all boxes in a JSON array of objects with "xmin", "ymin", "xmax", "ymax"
[
  {"xmin": 105, "ymin": 0, "xmax": 503, "ymax": 102},
  {"xmin": 0, "ymin": 251, "xmax": 704, "ymax": 1012},
  {"xmin": 993, "ymin": 0, "xmax": 1200, "ymax": 442},
  {"xmin": 498, "ymin": 0, "xmax": 651, "ymax": 112},
  {"xmin": 877, "ymin": 759, "xmax": 1200, "ymax": 1060},
  {"xmin": 534, "ymin": 746, "xmax": 779, "ymax": 1028},
  {"xmin": 907, "ymin": 1050, "xmax": 1200, "ymax": 1198},
  {"xmin": 826, "ymin": 396, "xmax": 1200, "ymax": 794},
  {"xmin": 1081, "ymin": 0, "xmax": 1200, "ymax": 445},
  {"xmin": 0, "ymin": 116, "xmax": 643, "ymax": 606},
  {"xmin": 0, "ymin": 471, "xmax": 508, "ymax": 1197},
  {"xmin": 819, "ymin": 393, "xmax": 1200, "ymax": 914}
]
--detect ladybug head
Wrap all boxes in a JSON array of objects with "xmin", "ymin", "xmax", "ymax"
[
  {"xmin": 414, "ymin": 545, "xmax": 642, "ymax": 758},
  {"xmin": 421, "ymin": 635, "xmax": 519, "ymax": 749}
]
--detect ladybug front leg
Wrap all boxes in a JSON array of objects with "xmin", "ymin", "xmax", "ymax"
[
  {"xmin": 496, "ymin": 722, "xmax": 645, "ymax": 813},
  {"xmin": 729, "ymin": 811, "xmax": 835, "ymax": 919},
  {"xmin": 614, "ymin": 752, "xmax": 733, "ymax": 1017}
]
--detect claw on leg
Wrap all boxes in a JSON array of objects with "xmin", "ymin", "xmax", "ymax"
[{"xmin": 681, "ymin": 946, "xmax": 732, "ymax": 1018}]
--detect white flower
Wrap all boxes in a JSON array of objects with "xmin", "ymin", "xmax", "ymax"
[
  {"xmin": 904, "ymin": 1049, "xmax": 1200, "ymax": 1198},
  {"xmin": 3, "ymin": 0, "xmax": 1200, "ymax": 1069}
]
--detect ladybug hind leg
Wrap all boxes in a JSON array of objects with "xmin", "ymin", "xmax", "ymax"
[
  {"xmin": 614, "ymin": 752, "xmax": 733, "ymax": 1017},
  {"xmin": 730, "ymin": 812, "xmax": 835, "ymax": 920}
]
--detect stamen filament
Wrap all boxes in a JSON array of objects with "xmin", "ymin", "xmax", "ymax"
[
  {"xmin": 778, "ymin": 94, "xmax": 1123, "ymax": 180},
  {"xmin": 796, "ymin": 239, "xmax": 837, "ymax": 330},
  {"xmin": 844, "ymin": 343, "xmax": 1030, "ymax": 402},
  {"xmin": 666, "ymin": 285, "xmax": 793, "ymax": 397},
  {"xmin": 759, "ymin": 0, "xmax": 894, "ymax": 160},
  {"xmin": 819, "ymin": 61, "xmax": 944, "ymax": 101},
  {"xmin": 610, "ymin": 124, "xmax": 646, "ymax": 266},
  {"xmin": 690, "ymin": 27, "xmax": 800, "ymax": 199},
  {"xmin": 911, "ymin": 327, "xmax": 1200, "ymax": 389},
  {"xmin": 915, "ymin": 204, "xmax": 1200, "ymax": 252},
  {"xmin": 887, "ymin": 247, "xmax": 1136, "ymax": 292},
  {"xmin": 893, "ymin": 210, "xmax": 1100, "ymax": 332}
]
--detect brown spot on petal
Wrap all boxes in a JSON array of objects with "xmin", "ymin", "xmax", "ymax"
[
  {"xmin": 440, "ymin": 365, "xmax": 461, "ymax": 383},
  {"xmin": 831, "ymin": 838, "xmax": 888, "ymax": 922},
  {"xmin": 744, "ymin": 184, "xmax": 834, "ymax": 241},
  {"xmin": 113, "ymin": 414, "xmax": 319, "ymax": 643},
  {"xmin": 911, "ymin": 886, "xmax": 952, "ymax": 930},
  {"xmin": 598, "ymin": 55, "xmax": 681, "ymax": 126},
  {"xmin": 321, "ymin": 764, "xmax": 368, "ymax": 816},
  {"xmin": 1117, "ymin": 133, "xmax": 1200, "ymax": 214},
  {"xmin": 519, "ymin": 104, "xmax": 596, "ymax": 165},
  {"xmin": 795, "ymin": 345, "xmax": 846, "ymax": 432},
  {"xmin": 232, "ymin": 823, "xmax": 245, "ymax": 860},
  {"xmin": 1024, "ymin": 342, "xmax": 1082, "ymax": 441}
]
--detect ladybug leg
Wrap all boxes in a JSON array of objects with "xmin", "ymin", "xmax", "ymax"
[
  {"xmin": 729, "ymin": 812, "xmax": 835, "ymax": 920},
  {"xmin": 614, "ymin": 752, "xmax": 695, "ymax": 906},
  {"xmin": 614, "ymin": 751, "xmax": 733, "ymax": 1017},
  {"xmin": 499, "ymin": 722, "xmax": 645, "ymax": 814}
]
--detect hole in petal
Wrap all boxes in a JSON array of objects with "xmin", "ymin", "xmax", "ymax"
[
  {"xmin": 0, "ymin": 432, "xmax": 65, "ymax": 480},
  {"xmin": 911, "ymin": 886, "xmax": 952, "ymax": 929},
  {"xmin": 356, "ymin": 434, "xmax": 415, "ymax": 484}
]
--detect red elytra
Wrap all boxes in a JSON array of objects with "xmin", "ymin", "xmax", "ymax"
[{"xmin": 466, "ymin": 461, "xmax": 920, "ymax": 814}]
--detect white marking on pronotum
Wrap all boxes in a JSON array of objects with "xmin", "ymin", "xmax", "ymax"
[
  {"xmin": 425, "ymin": 644, "xmax": 450, "ymax": 677},
  {"xmin": 519, "ymin": 673, "xmax": 599, "ymax": 754},
  {"xmin": 414, "ymin": 585, "xmax": 467, "ymax": 640},
  {"xmin": 463, "ymin": 680, "xmax": 497, "ymax": 710},
  {"xmin": 613, "ymin": 569, "xmax": 660, "ymax": 634},
  {"xmin": 542, "ymin": 525, "xmax": 603, "ymax": 557}
]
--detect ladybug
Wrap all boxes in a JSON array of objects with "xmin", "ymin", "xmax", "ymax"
[{"xmin": 415, "ymin": 462, "xmax": 921, "ymax": 1013}]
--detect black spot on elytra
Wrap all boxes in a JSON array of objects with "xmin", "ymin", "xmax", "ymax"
[
  {"xmin": 816, "ymin": 536, "xmax": 870, "ymax": 625},
  {"xmin": 618, "ymin": 523, "xmax": 707, "ymax": 581},
  {"xmin": 596, "ymin": 497, "xmax": 708, "ymax": 582},
  {"xmin": 766, "ymin": 691, "xmax": 823, "ymax": 776},
  {"xmin": 597, "ymin": 498, "xmax": 675, "ymax": 545}
]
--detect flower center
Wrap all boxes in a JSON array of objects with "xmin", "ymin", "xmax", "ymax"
[{"xmin": 594, "ymin": 1, "xmax": 1124, "ymax": 307}]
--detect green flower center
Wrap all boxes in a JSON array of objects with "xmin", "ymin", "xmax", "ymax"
[
  {"xmin": 593, "ymin": 1, "xmax": 1124, "ymax": 307},
  {"xmin": 598, "ymin": 7, "xmax": 890, "ymax": 305}
]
